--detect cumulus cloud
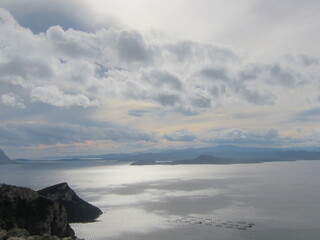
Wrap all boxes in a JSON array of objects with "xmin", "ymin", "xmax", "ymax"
[
  {"xmin": 164, "ymin": 130, "xmax": 197, "ymax": 142},
  {"xmin": 156, "ymin": 93, "xmax": 180, "ymax": 107},
  {"xmin": 0, "ymin": 8, "xmax": 317, "ymax": 113},
  {"xmin": 1, "ymin": 93, "xmax": 25, "ymax": 109},
  {"xmin": 0, "ymin": 5, "xmax": 319, "ymax": 155},
  {"xmin": 200, "ymin": 68, "xmax": 229, "ymax": 82},
  {"xmin": 284, "ymin": 54, "xmax": 320, "ymax": 67},
  {"xmin": 144, "ymin": 70, "xmax": 182, "ymax": 90},
  {"xmin": 203, "ymin": 129, "xmax": 284, "ymax": 146},
  {"xmin": 31, "ymin": 86, "xmax": 99, "ymax": 108},
  {"xmin": 117, "ymin": 31, "xmax": 154, "ymax": 63}
]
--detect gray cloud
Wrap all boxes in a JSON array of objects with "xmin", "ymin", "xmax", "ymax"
[
  {"xmin": 200, "ymin": 68, "xmax": 229, "ymax": 81},
  {"xmin": 264, "ymin": 64, "xmax": 305, "ymax": 87},
  {"xmin": 293, "ymin": 108, "xmax": 320, "ymax": 122},
  {"xmin": 284, "ymin": 54, "xmax": 320, "ymax": 67},
  {"xmin": 0, "ymin": 123, "xmax": 157, "ymax": 147},
  {"xmin": 31, "ymin": 86, "xmax": 99, "ymax": 108},
  {"xmin": 128, "ymin": 109, "xmax": 149, "ymax": 117},
  {"xmin": 165, "ymin": 41, "xmax": 194, "ymax": 62},
  {"xmin": 236, "ymin": 85, "xmax": 275, "ymax": 105},
  {"xmin": 204, "ymin": 129, "xmax": 284, "ymax": 146},
  {"xmin": 117, "ymin": 31, "xmax": 153, "ymax": 63},
  {"xmin": 156, "ymin": 94, "xmax": 180, "ymax": 106},
  {"xmin": 165, "ymin": 41, "xmax": 237, "ymax": 63},
  {"xmin": 145, "ymin": 70, "xmax": 182, "ymax": 90},
  {"xmin": 0, "ymin": 0, "xmax": 116, "ymax": 33},
  {"xmin": 210, "ymin": 85, "xmax": 226, "ymax": 98},
  {"xmin": 238, "ymin": 65, "xmax": 263, "ymax": 82},
  {"xmin": 0, "ymin": 6, "xmax": 319, "ymax": 155},
  {"xmin": 0, "ymin": 56, "xmax": 53, "ymax": 82},
  {"xmin": 46, "ymin": 26, "xmax": 97, "ymax": 59},
  {"xmin": 164, "ymin": 130, "xmax": 197, "ymax": 142},
  {"xmin": 1, "ymin": 7, "xmax": 315, "ymax": 114},
  {"xmin": 191, "ymin": 95, "xmax": 211, "ymax": 108}
]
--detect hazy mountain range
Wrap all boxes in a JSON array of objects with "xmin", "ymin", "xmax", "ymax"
[{"xmin": 57, "ymin": 145, "xmax": 320, "ymax": 163}]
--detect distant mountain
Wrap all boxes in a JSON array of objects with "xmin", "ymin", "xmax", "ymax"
[
  {"xmin": 0, "ymin": 148, "xmax": 15, "ymax": 164},
  {"xmin": 131, "ymin": 148, "xmax": 320, "ymax": 166},
  {"xmin": 53, "ymin": 145, "xmax": 320, "ymax": 164},
  {"xmin": 92, "ymin": 145, "xmax": 320, "ymax": 162},
  {"xmin": 131, "ymin": 154, "xmax": 268, "ymax": 166}
]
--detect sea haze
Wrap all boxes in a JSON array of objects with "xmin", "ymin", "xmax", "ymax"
[{"xmin": 1, "ymin": 160, "xmax": 320, "ymax": 240}]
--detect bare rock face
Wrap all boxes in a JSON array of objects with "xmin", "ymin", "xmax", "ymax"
[
  {"xmin": 0, "ymin": 228, "xmax": 82, "ymax": 240},
  {"xmin": 0, "ymin": 149, "xmax": 15, "ymax": 164},
  {"xmin": 38, "ymin": 183, "xmax": 102, "ymax": 223},
  {"xmin": 0, "ymin": 184, "xmax": 75, "ymax": 238}
]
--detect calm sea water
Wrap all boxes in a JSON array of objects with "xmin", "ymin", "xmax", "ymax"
[{"xmin": 1, "ymin": 160, "xmax": 320, "ymax": 240}]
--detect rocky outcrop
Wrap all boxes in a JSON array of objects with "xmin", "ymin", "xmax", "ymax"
[
  {"xmin": 0, "ymin": 227, "xmax": 81, "ymax": 239},
  {"xmin": 38, "ymin": 183, "xmax": 102, "ymax": 223},
  {"xmin": 0, "ymin": 184, "xmax": 75, "ymax": 238},
  {"xmin": 0, "ymin": 149, "xmax": 15, "ymax": 164}
]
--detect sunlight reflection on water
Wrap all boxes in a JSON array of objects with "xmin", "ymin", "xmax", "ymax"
[{"xmin": 1, "ymin": 161, "xmax": 320, "ymax": 240}]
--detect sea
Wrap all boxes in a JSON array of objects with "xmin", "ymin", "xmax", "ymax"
[{"xmin": 1, "ymin": 160, "xmax": 320, "ymax": 240}]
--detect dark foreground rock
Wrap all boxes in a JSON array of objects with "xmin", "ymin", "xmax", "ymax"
[
  {"xmin": 0, "ymin": 227, "xmax": 81, "ymax": 239},
  {"xmin": 38, "ymin": 183, "xmax": 102, "ymax": 223},
  {"xmin": 0, "ymin": 184, "xmax": 75, "ymax": 238}
]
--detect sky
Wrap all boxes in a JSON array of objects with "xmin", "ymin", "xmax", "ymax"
[{"xmin": 0, "ymin": 0, "xmax": 320, "ymax": 159}]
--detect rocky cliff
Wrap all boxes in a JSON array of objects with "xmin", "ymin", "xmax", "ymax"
[
  {"xmin": 0, "ymin": 184, "xmax": 75, "ymax": 238},
  {"xmin": 0, "ymin": 227, "xmax": 80, "ymax": 240},
  {"xmin": 38, "ymin": 183, "xmax": 102, "ymax": 223},
  {"xmin": 0, "ymin": 148, "xmax": 15, "ymax": 164}
]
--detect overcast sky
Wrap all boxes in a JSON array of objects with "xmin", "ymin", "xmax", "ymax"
[{"xmin": 0, "ymin": 0, "xmax": 319, "ymax": 159}]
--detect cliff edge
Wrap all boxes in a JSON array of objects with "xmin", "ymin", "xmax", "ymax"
[
  {"xmin": 38, "ymin": 182, "xmax": 102, "ymax": 223},
  {"xmin": 0, "ymin": 184, "xmax": 75, "ymax": 238}
]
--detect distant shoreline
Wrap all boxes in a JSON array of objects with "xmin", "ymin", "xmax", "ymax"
[{"xmin": 130, "ymin": 154, "xmax": 315, "ymax": 166}]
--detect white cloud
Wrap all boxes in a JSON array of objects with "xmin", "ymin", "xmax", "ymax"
[
  {"xmin": 0, "ymin": 3, "xmax": 319, "ymax": 157},
  {"xmin": 164, "ymin": 129, "xmax": 197, "ymax": 142},
  {"xmin": 31, "ymin": 86, "xmax": 99, "ymax": 108},
  {"xmin": 1, "ymin": 7, "xmax": 318, "ymax": 113},
  {"xmin": 1, "ymin": 93, "xmax": 25, "ymax": 109},
  {"xmin": 202, "ymin": 128, "xmax": 290, "ymax": 147}
]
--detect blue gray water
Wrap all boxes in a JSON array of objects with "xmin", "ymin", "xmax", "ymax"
[{"xmin": 1, "ymin": 160, "xmax": 320, "ymax": 240}]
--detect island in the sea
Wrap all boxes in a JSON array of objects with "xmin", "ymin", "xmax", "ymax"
[
  {"xmin": 131, "ymin": 154, "xmax": 266, "ymax": 165},
  {"xmin": 130, "ymin": 152, "xmax": 320, "ymax": 166}
]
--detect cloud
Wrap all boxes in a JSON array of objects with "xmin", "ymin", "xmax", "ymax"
[
  {"xmin": 1, "ymin": 93, "xmax": 25, "ymax": 109},
  {"xmin": 165, "ymin": 41, "xmax": 237, "ymax": 63},
  {"xmin": 156, "ymin": 93, "xmax": 180, "ymax": 107},
  {"xmin": 293, "ymin": 108, "xmax": 320, "ymax": 122},
  {"xmin": 236, "ymin": 85, "xmax": 275, "ymax": 105},
  {"xmin": 144, "ymin": 70, "xmax": 182, "ymax": 90},
  {"xmin": 31, "ymin": 86, "xmax": 99, "ymax": 108},
  {"xmin": 0, "ymin": 0, "xmax": 118, "ymax": 33},
  {"xmin": 284, "ymin": 54, "xmax": 320, "ymax": 67},
  {"xmin": 117, "ymin": 31, "xmax": 154, "ymax": 63},
  {"xmin": 203, "ymin": 129, "xmax": 284, "ymax": 146},
  {"xmin": 0, "ymin": 6, "xmax": 320, "ymax": 156},
  {"xmin": 164, "ymin": 130, "xmax": 197, "ymax": 142},
  {"xmin": 1, "ymin": 7, "xmax": 316, "ymax": 114},
  {"xmin": 199, "ymin": 68, "xmax": 229, "ymax": 81},
  {"xmin": 0, "ymin": 123, "xmax": 157, "ymax": 147}
]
